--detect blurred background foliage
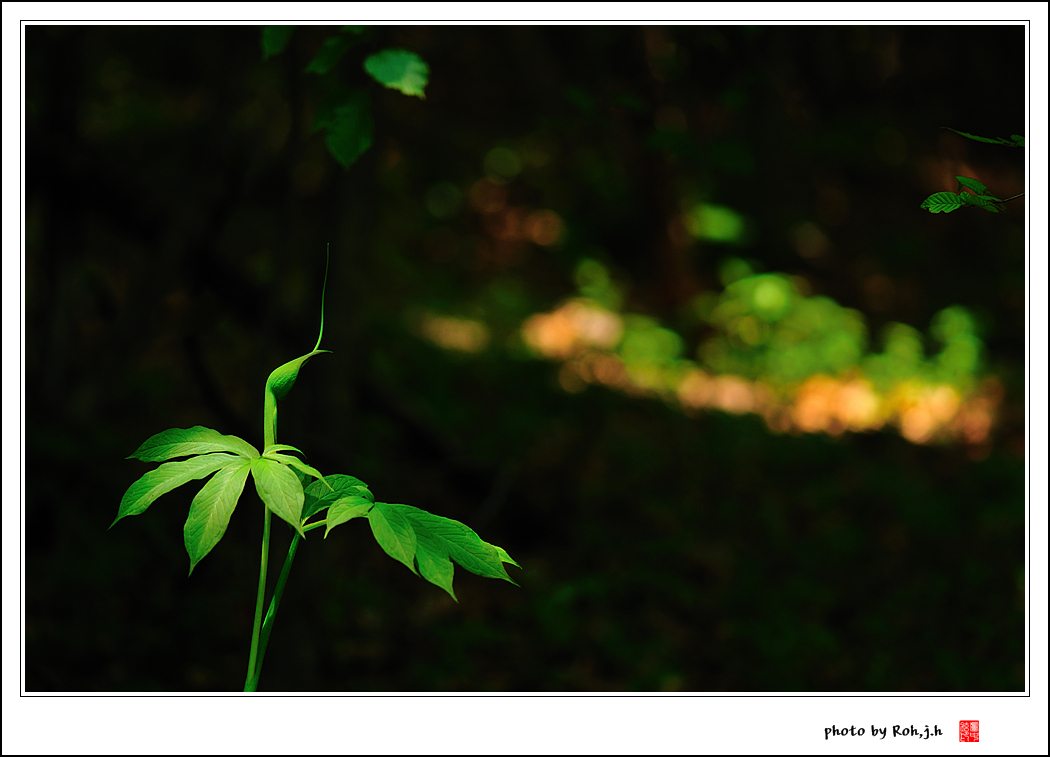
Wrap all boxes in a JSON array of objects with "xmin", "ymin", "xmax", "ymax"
[{"xmin": 25, "ymin": 24, "xmax": 1025, "ymax": 692}]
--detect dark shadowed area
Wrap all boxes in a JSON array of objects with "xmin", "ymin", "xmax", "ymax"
[{"xmin": 25, "ymin": 24, "xmax": 1025, "ymax": 692}]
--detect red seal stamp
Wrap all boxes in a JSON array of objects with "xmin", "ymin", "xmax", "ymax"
[{"xmin": 959, "ymin": 720, "xmax": 979, "ymax": 742}]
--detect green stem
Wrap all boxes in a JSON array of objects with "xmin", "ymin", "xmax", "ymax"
[
  {"xmin": 246, "ymin": 531, "xmax": 302, "ymax": 692},
  {"xmin": 243, "ymin": 506, "xmax": 272, "ymax": 691}
]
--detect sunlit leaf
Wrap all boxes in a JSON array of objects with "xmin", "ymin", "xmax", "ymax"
[
  {"xmin": 324, "ymin": 496, "xmax": 373, "ymax": 535},
  {"xmin": 263, "ymin": 444, "xmax": 305, "ymax": 457},
  {"xmin": 261, "ymin": 26, "xmax": 295, "ymax": 60},
  {"xmin": 128, "ymin": 426, "xmax": 258, "ymax": 462},
  {"xmin": 365, "ymin": 502, "xmax": 520, "ymax": 600},
  {"xmin": 303, "ymin": 473, "xmax": 373, "ymax": 520},
  {"xmin": 113, "ymin": 453, "xmax": 244, "ymax": 525},
  {"xmin": 251, "ymin": 457, "xmax": 306, "ymax": 537},
  {"xmin": 367, "ymin": 502, "xmax": 418, "ymax": 574},
  {"xmin": 184, "ymin": 459, "xmax": 251, "ymax": 574},
  {"xmin": 363, "ymin": 49, "xmax": 429, "ymax": 99},
  {"xmin": 262, "ymin": 452, "xmax": 330, "ymax": 491},
  {"xmin": 920, "ymin": 192, "xmax": 964, "ymax": 214},
  {"xmin": 393, "ymin": 504, "xmax": 520, "ymax": 582}
]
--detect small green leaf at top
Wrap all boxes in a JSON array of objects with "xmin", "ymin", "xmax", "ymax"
[
  {"xmin": 262, "ymin": 26, "xmax": 295, "ymax": 59},
  {"xmin": 363, "ymin": 49, "xmax": 429, "ymax": 99},
  {"xmin": 129, "ymin": 426, "xmax": 259, "ymax": 462}
]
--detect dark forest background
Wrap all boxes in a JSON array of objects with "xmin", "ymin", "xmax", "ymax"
[{"xmin": 24, "ymin": 24, "xmax": 1026, "ymax": 692}]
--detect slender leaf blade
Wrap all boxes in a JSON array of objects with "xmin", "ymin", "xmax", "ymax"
[
  {"xmin": 943, "ymin": 127, "xmax": 1007, "ymax": 145},
  {"xmin": 495, "ymin": 544, "xmax": 522, "ymax": 570},
  {"xmin": 128, "ymin": 426, "xmax": 259, "ymax": 462},
  {"xmin": 410, "ymin": 524, "xmax": 456, "ymax": 600},
  {"xmin": 113, "ymin": 453, "xmax": 243, "ymax": 525},
  {"xmin": 263, "ymin": 444, "xmax": 305, "ymax": 457},
  {"xmin": 367, "ymin": 502, "xmax": 418, "ymax": 575},
  {"xmin": 363, "ymin": 49, "xmax": 429, "ymax": 99},
  {"xmin": 303, "ymin": 473, "xmax": 373, "ymax": 520},
  {"xmin": 251, "ymin": 457, "xmax": 306, "ymax": 537},
  {"xmin": 184, "ymin": 459, "xmax": 251, "ymax": 574}
]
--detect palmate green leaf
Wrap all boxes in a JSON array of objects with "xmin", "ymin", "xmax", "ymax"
[
  {"xmin": 363, "ymin": 49, "xmax": 429, "ymax": 99},
  {"xmin": 312, "ymin": 88, "xmax": 373, "ymax": 168},
  {"xmin": 128, "ymin": 426, "xmax": 258, "ymax": 462},
  {"xmin": 251, "ymin": 457, "xmax": 306, "ymax": 538},
  {"xmin": 356, "ymin": 502, "xmax": 520, "ymax": 601},
  {"xmin": 113, "ymin": 453, "xmax": 244, "ymax": 525},
  {"xmin": 184, "ymin": 459, "xmax": 251, "ymax": 574},
  {"xmin": 304, "ymin": 474, "xmax": 373, "ymax": 521},
  {"xmin": 261, "ymin": 26, "xmax": 295, "ymax": 60},
  {"xmin": 920, "ymin": 192, "xmax": 965, "ymax": 214}
]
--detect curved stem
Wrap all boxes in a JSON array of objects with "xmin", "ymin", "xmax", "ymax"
[
  {"xmin": 246, "ymin": 531, "xmax": 302, "ymax": 692},
  {"xmin": 243, "ymin": 506, "xmax": 272, "ymax": 691}
]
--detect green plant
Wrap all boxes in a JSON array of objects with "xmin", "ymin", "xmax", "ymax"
[
  {"xmin": 111, "ymin": 247, "xmax": 520, "ymax": 691},
  {"xmin": 920, "ymin": 128, "xmax": 1025, "ymax": 214},
  {"xmin": 263, "ymin": 25, "xmax": 429, "ymax": 168}
]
